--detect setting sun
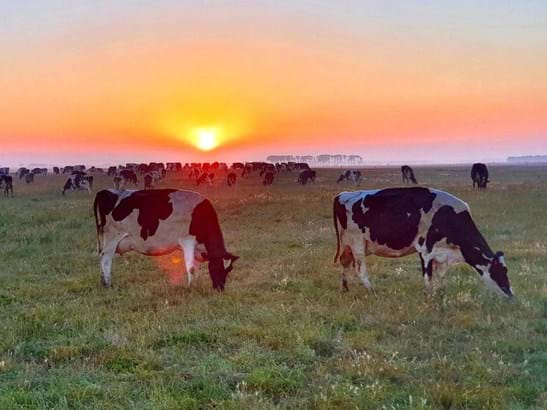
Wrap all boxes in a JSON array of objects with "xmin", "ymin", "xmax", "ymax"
[{"xmin": 192, "ymin": 127, "xmax": 221, "ymax": 151}]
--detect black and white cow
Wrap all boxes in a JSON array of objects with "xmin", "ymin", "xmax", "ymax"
[
  {"xmin": 401, "ymin": 165, "xmax": 418, "ymax": 184},
  {"xmin": 93, "ymin": 189, "xmax": 239, "ymax": 290},
  {"xmin": 337, "ymin": 170, "xmax": 362, "ymax": 185},
  {"xmin": 227, "ymin": 172, "xmax": 237, "ymax": 187},
  {"xmin": 298, "ymin": 169, "xmax": 316, "ymax": 185},
  {"xmin": 333, "ymin": 187, "xmax": 512, "ymax": 297},
  {"xmin": 62, "ymin": 172, "xmax": 93, "ymax": 195},
  {"xmin": 471, "ymin": 163, "xmax": 489, "ymax": 189},
  {"xmin": 0, "ymin": 175, "xmax": 13, "ymax": 197},
  {"xmin": 17, "ymin": 168, "xmax": 29, "ymax": 179}
]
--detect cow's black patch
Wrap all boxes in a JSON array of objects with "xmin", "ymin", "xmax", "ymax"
[
  {"xmin": 352, "ymin": 188, "xmax": 436, "ymax": 250},
  {"xmin": 112, "ymin": 189, "xmax": 176, "ymax": 240},
  {"xmin": 95, "ymin": 190, "xmax": 119, "ymax": 225},
  {"xmin": 418, "ymin": 237, "xmax": 425, "ymax": 246},
  {"xmin": 190, "ymin": 199, "xmax": 238, "ymax": 290},
  {"xmin": 334, "ymin": 195, "xmax": 347, "ymax": 230},
  {"xmin": 490, "ymin": 252, "xmax": 510, "ymax": 293},
  {"xmin": 189, "ymin": 199, "xmax": 226, "ymax": 258},
  {"xmin": 426, "ymin": 205, "xmax": 493, "ymax": 274}
]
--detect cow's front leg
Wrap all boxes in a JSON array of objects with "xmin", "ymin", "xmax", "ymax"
[
  {"xmin": 433, "ymin": 262, "xmax": 449, "ymax": 294},
  {"xmin": 353, "ymin": 242, "xmax": 373, "ymax": 291},
  {"xmin": 179, "ymin": 237, "xmax": 197, "ymax": 286},
  {"xmin": 422, "ymin": 257, "xmax": 434, "ymax": 295},
  {"xmin": 356, "ymin": 256, "xmax": 374, "ymax": 291}
]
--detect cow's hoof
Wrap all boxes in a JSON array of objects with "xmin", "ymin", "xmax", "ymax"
[{"xmin": 342, "ymin": 280, "xmax": 349, "ymax": 292}]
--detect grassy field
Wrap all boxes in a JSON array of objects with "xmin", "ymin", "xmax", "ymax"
[{"xmin": 1, "ymin": 165, "xmax": 546, "ymax": 409}]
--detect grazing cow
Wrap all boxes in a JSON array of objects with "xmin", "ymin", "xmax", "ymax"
[
  {"xmin": 53, "ymin": 167, "xmax": 60, "ymax": 175},
  {"xmin": 17, "ymin": 168, "xmax": 29, "ymax": 179},
  {"xmin": 62, "ymin": 173, "xmax": 93, "ymax": 195},
  {"xmin": 119, "ymin": 169, "xmax": 138, "ymax": 186},
  {"xmin": 263, "ymin": 171, "xmax": 274, "ymax": 185},
  {"xmin": 337, "ymin": 170, "xmax": 362, "ymax": 185},
  {"xmin": 113, "ymin": 176, "xmax": 124, "ymax": 190},
  {"xmin": 259, "ymin": 163, "xmax": 276, "ymax": 176},
  {"xmin": 93, "ymin": 189, "xmax": 239, "ymax": 290},
  {"xmin": 197, "ymin": 173, "xmax": 213, "ymax": 186},
  {"xmin": 401, "ymin": 165, "xmax": 418, "ymax": 184},
  {"xmin": 333, "ymin": 187, "xmax": 512, "ymax": 297},
  {"xmin": 471, "ymin": 163, "xmax": 489, "ymax": 189},
  {"xmin": 0, "ymin": 175, "xmax": 13, "ymax": 197},
  {"xmin": 231, "ymin": 162, "xmax": 244, "ymax": 172},
  {"xmin": 298, "ymin": 169, "xmax": 316, "ymax": 185},
  {"xmin": 31, "ymin": 168, "xmax": 47, "ymax": 176},
  {"xmin": 25, "ymin": 173, "xmax": 34, "ymax": 184},
  {"xmin": 144, "ymin": 173, "xmax": 153, "ymax": 190},
  {"xmin": 227, "ymin": 172, "xmax": 237, "ymax": 187}
]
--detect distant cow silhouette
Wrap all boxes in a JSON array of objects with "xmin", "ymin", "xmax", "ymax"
[
  {"xmin": 471, "ymin": 163, "xmax": 489, "ymax": 189},
  {"xmin": 227, "ymin": 172, "xmax": 237, "ymax": 186},
  {"xmin": 0, "ymin": 175, "xmax": 13, "ymax": 197},
  {"xmin": 401, "ymin": 165, "xmax": 417, "ymax": 184}
]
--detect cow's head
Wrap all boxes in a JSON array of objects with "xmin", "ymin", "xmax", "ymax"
[
  {"xmin": 483, "ymin": 251, "xmax": 513, "ymax": 297},
  {"xmin": 207, "ymin": 253, "xmax": 240, "ymax": 291}
]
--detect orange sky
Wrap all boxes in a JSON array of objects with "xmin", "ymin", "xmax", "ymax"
[{"xmin": 1, "ymin": 1, "xmax": 546, "ymax": 165}]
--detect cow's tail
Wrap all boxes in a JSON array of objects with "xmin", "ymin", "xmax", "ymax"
[
  {"xmin": 333, "ymin": 196, "xmax": 341, "ymax": 263},
  {"xmin": 94, "ymin": 194, "xmax": 103, "ymax": 255}
]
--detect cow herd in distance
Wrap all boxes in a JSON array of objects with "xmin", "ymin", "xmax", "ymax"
[{"xmin": 1, "ymin": 160, "xmax": 509, "ymax": 298}]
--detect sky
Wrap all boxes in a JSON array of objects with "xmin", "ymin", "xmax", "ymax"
[{"xmin": 1, "ymin": 0, "xmax": 546, "ymax": 166}]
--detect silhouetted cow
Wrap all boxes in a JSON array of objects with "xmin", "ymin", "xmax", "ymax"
[
  {"xmin": 0, "ymin": 175, "xmax": 13, "ymax": 197},
  {"xmin": 298, "ymin": 169, "xmax": 316, "ymax": 185},
  {"xmin": 227, "ymin": 172, "xmax": 237, "ymax": 186},
  {"xmin": 263, "ymin": 171, "xmax": 274, "ymax": 185},
  {"xmin": 471, "ymin": 163, "xmax": 489, "ymax": 189},
  {"xmin": 401, "ymin": 165, "xmax": 417, "ymax": 184}
]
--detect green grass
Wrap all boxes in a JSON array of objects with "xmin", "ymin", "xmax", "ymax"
[{"xmin": 1, "ymin": 165, "xmax": 546, "ymax": 409}]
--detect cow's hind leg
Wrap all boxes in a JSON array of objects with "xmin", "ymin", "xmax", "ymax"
[
  {"xmin": 179, "ymin": 237, "xmax": 197, "ymax": 286},
  {"xmin": 100, "ymin": 245, "xmax": 116, "ymax": 288},
  {"xmin": 339, "ymin": 246, "xmax": 354, "ymax": 291}
]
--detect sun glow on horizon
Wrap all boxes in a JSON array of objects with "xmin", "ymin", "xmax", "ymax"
[{"xmin": 191, "ymin": 127, "xmax": 222, "ymax": 151}]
